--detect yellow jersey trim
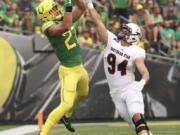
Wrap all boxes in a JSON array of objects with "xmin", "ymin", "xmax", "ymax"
[{"xmin": 42, "ymin": 21, "xmax": 55, "ymax": 33}]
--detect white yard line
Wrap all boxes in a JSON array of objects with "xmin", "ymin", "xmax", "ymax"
[
  {"xmin": 0, "ymin": 125, "xmax": 39, "ymax": 135},
  {"xmin": 0, "ymin": 122, "xmax": 123, "ymax": 135},
  {"xmin": 0, "ymin": 121, "xmax": 179, "ymax": 135}
]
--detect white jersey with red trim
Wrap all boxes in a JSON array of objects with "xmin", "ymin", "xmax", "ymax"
[{"xmin": 103, "ymin": 31, "xmax": 145, "ymax": 94}]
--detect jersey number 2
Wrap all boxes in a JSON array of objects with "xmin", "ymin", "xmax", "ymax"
[
  {"xmin": 63, "ymin": 31, "xmax": 76, "ymax": 50},
  {"xmin": 107, "ymin": 53, "xmax": 128, "ymax": 76}
]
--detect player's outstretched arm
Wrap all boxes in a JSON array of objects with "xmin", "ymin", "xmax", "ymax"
[
  {"xmin": 85, "ymin": 0, "xmax": 108, "ymax": 45},
  {"xmin": 48, "ymin": 0, "xmax": 73, "ymax": 36},
  {"xmin": 72, "ymin": 0, "xmax": 86, "ymax": 22},
  {"xmin": 135, "ymin": 58, "xmax": 150, "ymax": 83},
  {"xmin": 134, "ymin": 57, "xmax": 150, "ymax": 92}
]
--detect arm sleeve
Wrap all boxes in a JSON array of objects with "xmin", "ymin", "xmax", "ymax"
[
  {"xmin": 107, "ymin": 30, "xmax": 117, "ymax": 48},
  {"xmin": 134, "ymin": 48, "xmax": 146, "ymax": 60}
]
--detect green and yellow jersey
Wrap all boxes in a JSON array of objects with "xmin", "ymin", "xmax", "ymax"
[{"xmin": 42, "ymin": 20, "xmax": 82, "ymax": 67}]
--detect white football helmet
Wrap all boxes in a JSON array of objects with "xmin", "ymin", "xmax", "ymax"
[{"xmin": 118, "ymin": 23, "xmax": 142, "ymax": 45}]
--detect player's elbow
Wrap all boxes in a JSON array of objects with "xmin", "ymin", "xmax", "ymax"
[
  {"xmin": 147, "ymin": 72, "xmax": 150, "ymax": 82},
  {"xmin": 145, "ymin": 70, "xmax": 150, "ymax": 82},
  {"xmin": 63, "ymin": 24, "xmax": 71, "ymax": 31}
]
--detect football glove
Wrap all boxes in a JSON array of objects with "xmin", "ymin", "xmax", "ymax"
[
  {"xmin": 85, "ymin": 0, "xmax": 94, "ymax": 8},
  {"xmin": 131, "ymin": 79, "xmax": 146, "ymax": 92}
]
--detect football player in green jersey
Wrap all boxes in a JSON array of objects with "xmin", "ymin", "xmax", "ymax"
[{"xmin": 36, "ymin": 0, "xmax": 89, "ymax": 135}]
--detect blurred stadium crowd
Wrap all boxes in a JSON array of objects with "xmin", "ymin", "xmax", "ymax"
[{"xmin": 0, "ymin": 0, "xmax": 180, "ymax": 60}]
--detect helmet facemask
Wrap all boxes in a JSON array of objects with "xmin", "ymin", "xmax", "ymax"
[
  {"xmin": 117, "ymin": 24, "xmax": 131, "ymax": 42},
  {"xmin": 48, "ymin": 4, "xmax": 64, "ymax": 20},
  {"xmin": 118, "ymin": 23, "xmax": 142, "ymax": 45}
]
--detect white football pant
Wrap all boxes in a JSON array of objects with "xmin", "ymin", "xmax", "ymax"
[{"xmin": 110, "ymin": 89, "xmax": 144, "ymax": 130}]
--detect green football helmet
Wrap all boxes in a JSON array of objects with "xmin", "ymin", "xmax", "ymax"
[{"xmin": 36, "ymin": 0, "xmax": 64, "ymax": 21}]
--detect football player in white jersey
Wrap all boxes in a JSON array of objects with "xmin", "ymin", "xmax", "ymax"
[{"xmin": 85, "ymin": 0, "xmax": 153, "ymax": 135}]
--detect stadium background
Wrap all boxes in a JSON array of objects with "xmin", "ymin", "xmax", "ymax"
[
  {"xmin": 0, "ymin": 0, "xmax": 180, "ymax": 126},
  {"xmin": 0, "ymin": 31, "xmax": 180, "ymax": 122}
]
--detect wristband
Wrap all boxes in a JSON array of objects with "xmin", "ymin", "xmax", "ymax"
[{"xmin": 65, "ymin": 6, "xmax": 72, "ymax": 12}]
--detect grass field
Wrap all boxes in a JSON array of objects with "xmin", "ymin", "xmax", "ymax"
[
  {"xmin": 0, "ymin": 125, "xmax": 18, "ymax": 131},
  {"xmin": 1, "ymin": 121, "xmax": 180, "ymax": 135}
]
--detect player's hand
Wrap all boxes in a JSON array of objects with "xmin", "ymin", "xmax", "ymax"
[{"xmin": 131, "ymin": 80, "xmax": 146, "ymax": 92}]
